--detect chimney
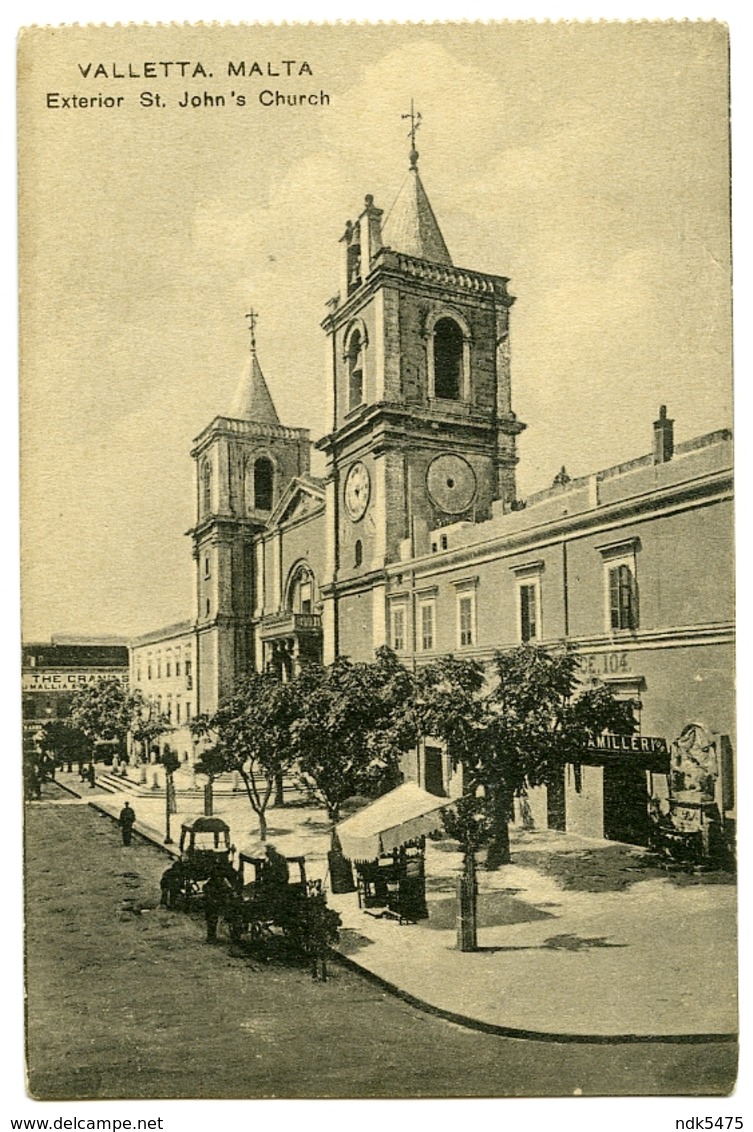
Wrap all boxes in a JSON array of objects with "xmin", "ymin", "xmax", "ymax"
[{"xmin": 653, "ymin": 405, "xmax": 674, "ymax": 464}]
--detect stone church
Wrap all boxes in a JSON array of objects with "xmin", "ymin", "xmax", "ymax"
[{"xmin": 131, "ymin": 138, "xmax": 734, "ymax": 847}]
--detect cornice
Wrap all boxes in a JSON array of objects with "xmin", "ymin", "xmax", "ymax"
[{"xmin": 398, "ymin": 468, "xmax": 732, "ymax": 584}]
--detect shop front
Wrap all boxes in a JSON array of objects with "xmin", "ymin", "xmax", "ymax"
[{"xmin": 556, "ymin": 733, "xmax": 671, "ymax": 846}]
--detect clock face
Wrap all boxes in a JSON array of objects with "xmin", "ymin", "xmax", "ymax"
[
  {"xmin": 344, "ymin": 461, "xmax": 371, "ymax": 522},
  {"xmin": 426, "ymin": 453, "xmax": 477, "ymax": 514}
]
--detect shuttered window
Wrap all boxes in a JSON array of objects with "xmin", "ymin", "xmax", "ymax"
[{"xmin": 609, "ymin": 564, "xmax": 637, "ymax": 630}]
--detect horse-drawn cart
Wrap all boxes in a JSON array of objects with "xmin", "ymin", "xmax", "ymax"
[
  {"xmin": 236, "ymin": 851, "xmax": 313, "ymax": 942},
  {"xmin": 161, "ymin": 817, "xmax": 235, "ymax": 908}
]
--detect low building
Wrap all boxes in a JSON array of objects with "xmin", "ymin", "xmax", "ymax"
[
  {"xmin": 22, "ymin": 635, "xmax": 129, "ymax": 738},
  {"xmin": 128, "ymin": 621, "xmax": 196, "ymax": 764}
]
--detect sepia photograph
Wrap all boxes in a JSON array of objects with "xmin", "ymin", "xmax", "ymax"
[{"xmin": 17, "ymin": 18, "xmax": 737, "ymax": 1106}]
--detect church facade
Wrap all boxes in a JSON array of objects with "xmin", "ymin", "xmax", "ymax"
[{"xmin": 130, "ymin": 145, "xmax": 734, "ymax": 846}]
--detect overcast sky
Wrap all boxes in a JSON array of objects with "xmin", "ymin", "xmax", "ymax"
[{"xmin": 19, "ymin": 21, "xmax": 731, "ymax": 641}]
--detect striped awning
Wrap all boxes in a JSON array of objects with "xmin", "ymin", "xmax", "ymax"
[{"xmin": 337, "ymin": 782, "xmax": 452, "ymax": 862}]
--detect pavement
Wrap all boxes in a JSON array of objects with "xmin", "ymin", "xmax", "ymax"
[{"xmin": 53, "ymin": 765, "xmax": 738, "ymax": 1043}]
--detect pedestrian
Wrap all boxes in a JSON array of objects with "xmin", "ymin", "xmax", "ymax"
[
  {"xmin": 87, "ymin": 763, "xmax": 96, "ymax": 789},
  {"xmin": 118, "ymin": 801, "xmax": 136, "ymax": 846},
  {"xmin": 203, "ymin": 867, "xmax": 232, "ymax": 944}
]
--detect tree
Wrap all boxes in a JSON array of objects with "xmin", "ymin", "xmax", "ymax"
[
  {"xmin": 481, "ymin": 644, "xmax": 637, "ymax": 867},
  {"xmin": 289, "ymin": 647, "xmax": 414, "ymax": 848},
  {"xmin": 39, "ymin": 719, "xmax": 92, "ymax": 769},
  {"xmin": 412, "ymin": 647, "xmax": 636, "ymax": 870},
  {"xmin": 70, "ymin": 676, "xmax": 132, "ymax": 755},
  {"xmin": 130, "ymin": 691, "xmax": 170, "ymax": 766},
  {"xmin": 411, "ymin": 655, "xmax": 494, "ymax": 942},
  {"xmin": 194, "ymin": 746, "xmax": 226, "ymax": 816},
  {"xmin": 189, "ymin": 673, "xmax": 299, "ymax": 842}
]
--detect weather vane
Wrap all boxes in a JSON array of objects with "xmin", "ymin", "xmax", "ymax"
[
  {"xmin": 245, "ymin": 307, "xmax": 258, "ymax": 354},
  {"xmin": 402, "ymin": 99, "xmax": 422, "ymax": 168}
]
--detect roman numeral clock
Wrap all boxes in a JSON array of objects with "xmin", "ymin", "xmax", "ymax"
[{"xmin": 344, "ymin": 460, "xmax": 371, "ymax": 522}]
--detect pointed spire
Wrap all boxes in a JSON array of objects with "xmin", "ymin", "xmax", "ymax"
[
  {"xmin": 228, "ymin": 309, "xmax": 280, "ymax": 424},
  {"xmin": 381, "ymin": 103, "xmax": 453, "ymax": 266}
]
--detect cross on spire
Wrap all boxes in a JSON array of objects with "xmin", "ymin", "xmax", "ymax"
[
  {"xmin": 245, "ymin": 307, "xmax": 259, "ymax": 354},
  {"xmin": 402, "ymin": 99, "xmax": 422, "ymax": 169}
]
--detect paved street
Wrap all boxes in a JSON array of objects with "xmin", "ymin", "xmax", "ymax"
[
  {"xmin": 71, "ymin": 765, "xmax": 738, "ymax": 1039},
  {"xmin": 24, "ymin": 782, "xmax": 736, "ymax": 1099}
]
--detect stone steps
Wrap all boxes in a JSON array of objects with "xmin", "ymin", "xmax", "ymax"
[{"xmin": 95, "ymin": 769, "xmax": 310, "ymax": 803}]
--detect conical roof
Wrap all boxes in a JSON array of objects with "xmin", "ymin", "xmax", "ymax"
[
  {"xmin": 228, "ymin": 350, "xmax": 280, "ymax": 425},
  {"xmin": 382, "ymin": 165, "xmax": 452, "ymax": 266}
]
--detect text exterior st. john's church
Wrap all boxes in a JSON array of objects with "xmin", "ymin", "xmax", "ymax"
[{"xmin": 130, "ymin": 133, "xmax": 734, "ymax": 848}]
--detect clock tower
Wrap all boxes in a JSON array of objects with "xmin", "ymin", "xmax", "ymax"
[{"xmin": 317, "ymin": 111, "xmax": 525, "ymax": 660}]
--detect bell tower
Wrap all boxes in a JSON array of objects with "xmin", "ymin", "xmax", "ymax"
[
  {"xmin": 189, "ymin": 311, "xmax": 311, "ymax": 711},
  {"xmin": 317, "ymin": 109, "xmax": 525, "ymax": 658}
]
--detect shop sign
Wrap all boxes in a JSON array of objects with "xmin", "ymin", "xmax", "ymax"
[
  {"xmin": 579, "ymin": 733, "xmax": 670, "ymax": 773},
  {"xmin": 577, "ymin": 651, "xmax": 630, "ymax": 676},
  {"xmin": 22, "ymin": 670, "xmax": 128, "ymax": 692}
]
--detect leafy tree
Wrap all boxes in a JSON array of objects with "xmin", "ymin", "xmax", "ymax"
[
  {"xmin": 481, "ymin": 644, "xmax": 637, "ymax": 866},
  {"xmin": 412, "ymin": 647, "xmax": 636, "ymax": 868},
  {"xmin": 194, "ymin": 746, "xmax": 226, "ymax": 816},
  {"xmin": 411, "ymin": 655, "xmax": 494, "ymax": 911},
  {"xmin": 39, "ymin": 719, "xmax": 92, "ymax": 769},
  {"xmin": 130, "ymin": 692, "xmax": 170, "ymax": 765},
  {"xmin": 70, "ymin": 676, "xmax": 132, "ymax": 755},
  {"xmin": 189, "ymin": 673, "xmax": 299, "ymax": 842},
  {"xmin": 289, "ymin": 647, "xmax": 414, "ymax": 848}
]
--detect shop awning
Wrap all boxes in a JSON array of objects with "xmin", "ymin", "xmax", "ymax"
[{"xmin": 337, "ymin": 782, "xmax": 453, "ymax": 862}]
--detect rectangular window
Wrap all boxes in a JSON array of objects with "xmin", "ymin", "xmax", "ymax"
[
  {"xmin": 185, "ymin": 660, "xmax": 193, "ymax": 690},
  {"xmin": 420, "ymin": 601, "xmax": 435, "ymax": 652},
  {"xmin": 175, "ymin": 702, "xmax": 181, "ymax": 724},
  {"xmin": 175, "ymin": 660, "xmax": 181, "ymax": 676},
  {"xmin": 520, "ymin": 583, "xmax": 538, "ymax": 642},
  {"xmin": 157, "ymin": 661, "xmax": 162, "ymax": 679},
  {"xmin": 166, "ymin": 700, "xmax": 172, "ymax": 721},
  {"xmin": 147, "ymin": 663, "xmax": 152, "ymax": 681},
  {"xmin": 166, "ymin": 661, "xmax": 171, "ymax": 678},
  {"xmin": 458, "ymin": 595, "xmax": 474, "ymax": 647},
  {"xmin": 204, "ymin": 556, "xmax": 211, "ymax": 579},
  {"xmin": 609, "ymin": 564, "xmax": 638, "ymax": 630},
  {"xmin": 185, "ymin": 702, "xmax": 191, "ymax": 720},
  {"xmin": 391, "ymin": 606, "xmax": 406, "ymax": 651}
]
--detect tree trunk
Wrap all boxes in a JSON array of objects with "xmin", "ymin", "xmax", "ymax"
[
  {"xmin": 457, "ymin": 849, "xmax": 478, "ymax": 951},
  {"xmin": 258, "ymin": 809, "xmax": 267, "ymax": 842},
  {"xmin": 273, "ymin": 772, "xmax": 285, "ymax": 807},
  {"xmin": 485, "ymin": 786, "xmax": 512, "ymax": 869}
]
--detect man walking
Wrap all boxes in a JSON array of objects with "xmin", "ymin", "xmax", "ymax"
[{"xmin": 118, "ymin": 801, "xmax": 136, "ymax": 846}]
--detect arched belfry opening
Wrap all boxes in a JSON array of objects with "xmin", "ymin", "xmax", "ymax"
[
  {"xmin": 254, "ymin": 456, "xmax": 274, "ymax": 511},
  {"xmin": 347, "ymin": 329, "xmax": 365, "ymax": 409},
  {"xmin": 433, "ymin": 317, "xmax": 464, "ymax": 400}
]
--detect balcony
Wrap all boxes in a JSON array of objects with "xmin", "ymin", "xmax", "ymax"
[{"xmin": 259, "ymin": 611, "xmax": 322, "ymax": 641}]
